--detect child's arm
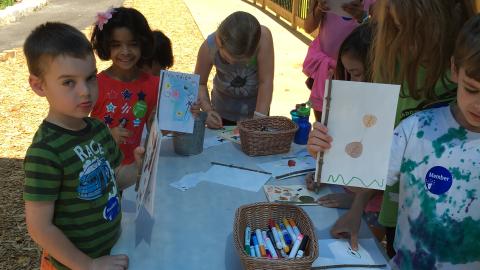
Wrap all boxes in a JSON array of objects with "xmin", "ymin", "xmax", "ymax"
[
  {"xmin": 109, "ymin": 125, "xmax": 132, "ymax": 145},
  {"xmin": 304, "ymin": 0, "xmax": 328, "ymax": 33},
  {"xmin": 194, "ymin": 40, "xmax": 223, "ymax": 129},
  {"xmin": 329, "ymin": 188, "xmax": 380, "ymax": 250},
  {"xmin": 25, "ymin": 201, "xmax": 128, "ymax": 270},
  {"xmin": 115, "ymin": 146, "xmax": 145, "ymax": 190},
  {"xmin": 255, "ymin": 26, "xmax": 274, "ymax": 117},
  {"xmin": 329, "ymin": 122, "xmax": 410, "ymax": 250}
]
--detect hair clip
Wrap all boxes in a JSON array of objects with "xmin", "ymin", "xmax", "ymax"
[{"xmin": 96, "ymin": 7, "xmax": 115, "ymax": 31}]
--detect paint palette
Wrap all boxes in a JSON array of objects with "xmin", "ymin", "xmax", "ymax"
[
  {"xmin": 263, "ymin": 185, "xmax": 325, "ymax": 205},
  {"xmin": 216, "ymin": 125, "xmax": 241, "ymax": 144}
]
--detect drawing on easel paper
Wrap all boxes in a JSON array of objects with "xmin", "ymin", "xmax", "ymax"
[
  {"xmin": 136, "ymin": 120, "xmax": 162, "ymax": 217},
  {"xmin": 344, "ymin": 114, "xmax": 378, "ymax": 158},
  {"xmin": 158, "ymin": 70, "xmax": 199, "ymax": 133},
  {"xmin": 316, "ymin": 80, "xmax": 400, "ymax": 190}
]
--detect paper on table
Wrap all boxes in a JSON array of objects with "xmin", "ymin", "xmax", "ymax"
[
  {"xmin": 203, "ymin": 165, "xmax": 272, "ymax": 192},
  {"xmin": 203, "ymin": 135, "xmax": 230, "ymax": 149},
  {"xmin": 170, "ymin": 172, "xmax": 205, "ymax": 191},
  {"xmin": 313, "ymin": 238, "xmax": 390, "ymax": 269},
  {"xmin": 258, "ymin": 158, "xmax": 315, "ymax": 178}
]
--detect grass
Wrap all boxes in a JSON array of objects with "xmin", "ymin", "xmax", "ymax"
[{"xmin": 0, "ymin": 0, "xmax": 15, "ymax": 10}]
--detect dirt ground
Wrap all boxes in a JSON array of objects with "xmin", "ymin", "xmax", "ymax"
[{"xmin": 0, "ymin": 0, "xmax": 204, "ymax": 269}]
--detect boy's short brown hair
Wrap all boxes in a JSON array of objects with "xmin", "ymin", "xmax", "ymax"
[
  {"xmin": 24, "ymin": 22, "xmax": 92, "ymax": 77},
  {"xmin": 454, "ymin": 14, "xmax": 480, "ymax": 81}
]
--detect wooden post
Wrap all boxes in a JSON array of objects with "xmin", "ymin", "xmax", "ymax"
[{"xmin": 292, "ymin": 0, "xmax": 299, "ymax": 29}]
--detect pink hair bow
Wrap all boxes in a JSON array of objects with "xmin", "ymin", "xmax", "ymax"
[{"xmin": 96, "ymin": 8, "xmax": 114, "ymax": 31}]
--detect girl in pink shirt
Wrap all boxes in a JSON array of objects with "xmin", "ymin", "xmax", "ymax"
[
  {"xmin": 303, "ymin": 0, "xmax": 376, "ymax": 121},
  {"xmin": 306, "ymin": 23, "xmax": 384, "ymax": 241}
]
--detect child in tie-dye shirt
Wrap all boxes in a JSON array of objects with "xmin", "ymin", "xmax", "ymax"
[{"xmin": 386, "ymin": 15, "xmax": 480, "ymax": 269}]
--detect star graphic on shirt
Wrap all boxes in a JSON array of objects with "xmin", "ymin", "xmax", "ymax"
[
  {"xmin": 106, "ymin": 102, "xmax": 116, "ymax": 113},
  {"xmin": 122, "ymin": 89, "xmax": 132, "ymax": 100},
  {"xmin": 137, "ymin": 91, "xmax": 146, "ymax": 101},
  {"xmin": 104, "ymin": 115, "xmax": 114, "ymax": 125},
  {"xmin": 133, "ymin": 118, "xmax": 141, "ymax": 127},
  {"xmin": 119, "ymin": 117, "xmax": 128, "ymax": 127},
  {"xmin": 106, "ymin": 90, "xmax": 119, "ymax": 99}
]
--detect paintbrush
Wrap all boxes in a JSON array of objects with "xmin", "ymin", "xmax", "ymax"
[
  {"xmin": 314, "ymin": 77, "xmax": 333, "ymax": 193},
  {"xmin": 210, "ymin": 161, "xmax": 271, "ymax": 175}
]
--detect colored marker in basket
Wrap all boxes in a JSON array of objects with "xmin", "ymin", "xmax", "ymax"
[
  {"xmin": 279, "ymin": 223, "xmax": 292, "ymax": 245},
  {"xmin": 288, "ymin": 234, "xmax": 304, "ymax": 258},
  {"xmin": 267, "ymin": 230, "xmax": 279, "ymax": 253},
  {"xmin": 252, "ymin": 234, "xmax": 261, "ymax": 257},
  {"xmin": 268, "ymin": 219, "xmax": 283, "ymax": 249},
  {"xmin": 296, "ymin": 235, "xmax": 309, "ymax": 258},
  {"xmin": 255, "ymin": 229, "xmax": 267, "ymax": 257},
  {"xmin": 288, "ymin": 219, "xmax": 301, "ymax": 237},
  {"xmin": 249, "ymin": 234, "xmax": 256, "ymax": 257},
  {"xmin": 283, "ymin": 218, "xmax": 297, "ymax": 240},
  {"xmin": 275, "ymin": 223, "xmax": 290, "ymax": 253},
  {"xmin": 265, "ymin": 236, "xmax": 279, "ymax": 258},
  {"xmin": 244, "ymin": 226, "xmax": 251, "ymax": 255}
]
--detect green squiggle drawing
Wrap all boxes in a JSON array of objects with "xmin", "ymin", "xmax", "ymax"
[{"xmin": 325, "ymin": 174, "xmax": 384, "ymax": 188}]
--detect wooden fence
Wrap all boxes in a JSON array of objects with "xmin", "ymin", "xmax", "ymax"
[
  {"xmin": 245, "ymin": 0, "xmax": 316, "ymax": 39},
  {"xmin": 245, "ymin": 0, "xmax": 480, "ymax": 40}
]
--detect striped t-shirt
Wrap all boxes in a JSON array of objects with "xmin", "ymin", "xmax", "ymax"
[{"xmin": 24, "ymin": 118, "xmax": 123, "ymax": 270}]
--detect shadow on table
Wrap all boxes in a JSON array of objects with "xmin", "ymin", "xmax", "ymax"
[{"xmin": 225, "ymin": 233, "xmax": 244, "ymax": 270}]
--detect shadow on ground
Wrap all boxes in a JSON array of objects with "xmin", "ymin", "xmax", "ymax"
[{"xmin": 0, "ymin": 157, "xmax": 40, "ymax": 270}]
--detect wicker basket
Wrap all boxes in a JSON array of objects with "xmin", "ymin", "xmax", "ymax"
[
  {"xmin": 233, "ymin": 202, "xmax": 319, "ymax": 270},
  {"xmin": 238, "ymin": 116, "xmax": 298, "ymax": 156}
]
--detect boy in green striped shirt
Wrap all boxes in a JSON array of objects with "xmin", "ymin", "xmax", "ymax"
[{"xmin": 23, "ymin": 22, "xmax": 143, "ymax": 270}]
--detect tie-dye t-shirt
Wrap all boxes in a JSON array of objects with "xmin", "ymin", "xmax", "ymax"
[{"xmin": 386, "ymin": 106, "xmax": 480, "ymax": 269}]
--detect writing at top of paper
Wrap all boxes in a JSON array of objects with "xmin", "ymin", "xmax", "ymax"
[
  {"xmin": 317, "ymin": 80, "xmax": 400, "ymax": 191},
  {"xmin": 157, "ymin": 70, "xmax": 200, "ymax": 133}
]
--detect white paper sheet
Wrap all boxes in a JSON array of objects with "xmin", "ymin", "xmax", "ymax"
[
  {"xmin": 170, "ymin": 172, "xmax": 205, "ymax": 191},
  {"xmin": 313, "ymin": 238, "xmax": 390, "ymax": 269},
  {"xmin": 319, "ymin": 80, "xmax": 400, "ymax": 190},
  {"xmin": 202, "ymin": 165, "xmax": 272, "ymax": 192}
]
